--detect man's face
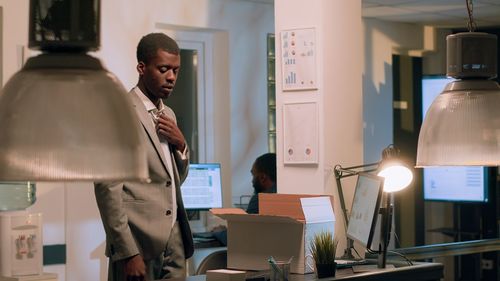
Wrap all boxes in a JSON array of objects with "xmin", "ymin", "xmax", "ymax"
[
  {"xmin": 251, "ymin": 163, "xmax": 265, "ymax": 193},
  {"xmin": 139, "ymin": 49, "xmax": 180, "ymax": 101}
]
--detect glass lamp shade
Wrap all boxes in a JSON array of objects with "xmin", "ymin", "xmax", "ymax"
[
  {"xmin": 0, "ymin": 54, "xmax": 148, "ymax": 181},
  {"xmin": 377, "ymin": 163, "xmax": 413, "ymax": 193},
  {"xmin": 416, "ymin": 80, "xmax": 500, "ymax": 167}
]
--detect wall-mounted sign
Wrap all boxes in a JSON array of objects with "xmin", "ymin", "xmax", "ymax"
[
  {"xmin": 283, "ymin": 102, "xmax": 318, "ymax": 164},
  {"xmin": 281, "ymin": 28, "xmax": 317, "ymax": 91}
]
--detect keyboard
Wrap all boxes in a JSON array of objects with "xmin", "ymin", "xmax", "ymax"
[
  {"xmin": 193, "ymin": 231, "xmax": 215, "ymax": 239},
  {"xmin": 335, "ymin": 259, "xmax": 368, "ymax": 268}
]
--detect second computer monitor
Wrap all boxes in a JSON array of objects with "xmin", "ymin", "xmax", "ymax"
[
  {"xmin": 346, "ymin": 172, "xmax": 384, "ymax": 249},
  {"xmin": 180, "ymin": 163, "xmax": 223, "ymax": 210}
]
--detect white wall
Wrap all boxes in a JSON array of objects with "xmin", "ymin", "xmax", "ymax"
[
  {"xmin": 362, "ymin": 18, "xmax": 424, "ymax": 163},
  {"xmin": 26, "ymin": 183, "xmax": 67, "ymax": 280},
  {"xmin": 274, "ymin": 0, "xmax": 363, "ymax": 255},
  {"xmin": 1, "ymin": 0, "xmax": 273, "ymax": 280},
  {"xmin": 0, "ymin": 0, "xmax": 29, "ymax": 82}
]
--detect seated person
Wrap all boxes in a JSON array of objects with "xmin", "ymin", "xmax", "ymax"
[
  {"xmin": 204, "ymin": 153, "xmax": 277, "ymax": 246},
  {"xmin": 246, "ymin": 153, "xmax": 277, "ymax": 214}
]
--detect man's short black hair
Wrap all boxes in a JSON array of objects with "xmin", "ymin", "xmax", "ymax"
[
  {"xmin": 254, "ymin": 153, "xmax": 277, "ymax": 182},
  {"xmin": 136, "ymin": 33, "xmax": 180, "ymax": 64}
]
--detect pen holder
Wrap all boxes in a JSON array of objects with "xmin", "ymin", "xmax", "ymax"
[{"xmin": 269, "ymin": 260, "xmax": 290, "ymax": 281}]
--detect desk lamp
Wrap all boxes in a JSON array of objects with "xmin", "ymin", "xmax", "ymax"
[
  {"xmin": 334, "ymin": 145, "xmax": 413, "ymax": 267},
  {"xmin": 0, "ymin": 0, "xmax": 148, "ymax": 181},
  {"xmin": 417, "ymin": 0, "xmax": 500, "ymax": 167}
]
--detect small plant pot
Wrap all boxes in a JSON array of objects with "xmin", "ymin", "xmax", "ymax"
[{"xmin": 315, "ymin": 262, "xmax": 337, "ymax": 279}]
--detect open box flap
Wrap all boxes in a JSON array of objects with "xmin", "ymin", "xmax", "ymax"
[
  {"xmin": 300, "ymin": 196, "xmax": 335, "ymax": 223},
  {"xmin": 211, "ymin": 212, "xmax": 304, "ymax": 224},
  {"xmin": 259, "ymin": 193, "xmax": 334, "ymax": 221}
]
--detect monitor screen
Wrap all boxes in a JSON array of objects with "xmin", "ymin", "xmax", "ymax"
[
  {"xmin": 421, "ymin": 76, "xmax": 489, "ymax": 203},
  {"xmin": 180, "ymin": 163, "xmax": 223, "ymax": 210},
  {"xmin": 346, "ymin": 173, "xmax": 384, "ymax": 249}
]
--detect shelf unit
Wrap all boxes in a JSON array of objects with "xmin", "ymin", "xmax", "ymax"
[{"xmin": 267, "ymin": 33, "xmax": 276, "ymax": 153}]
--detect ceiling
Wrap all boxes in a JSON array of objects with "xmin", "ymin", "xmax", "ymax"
[
  {"xmin": 243, "ymin": 0, "xmax": 500, "ymax": 29},
  {"xmin": 363, "ymin": 0, "xmax": 500, "ymax": 28}
]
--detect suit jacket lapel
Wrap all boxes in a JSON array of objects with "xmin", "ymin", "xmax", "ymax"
[{"xmin": 129, "ymin": 91, "xmax": 170, "ymax": 175}]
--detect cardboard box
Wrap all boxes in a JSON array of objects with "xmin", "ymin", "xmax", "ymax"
[{"xmin": 211, "ymin": 194, "xmax": 335, "ymax": 274}]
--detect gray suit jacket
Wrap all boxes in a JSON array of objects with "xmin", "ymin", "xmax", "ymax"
[{"xmin": 94, "ymin": 89, "xmax": 194, "ymax": 262}]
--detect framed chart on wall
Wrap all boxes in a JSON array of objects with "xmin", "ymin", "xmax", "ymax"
[{"xmin": 280, "ymin": 28, "xmax": 317, "ymax": 91}]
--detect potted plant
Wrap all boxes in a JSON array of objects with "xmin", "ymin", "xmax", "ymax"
[{"xmin": 309, "ymin": 230, "xmax": 338, "ymax": 278}]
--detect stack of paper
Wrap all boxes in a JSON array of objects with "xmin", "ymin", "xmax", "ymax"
[{"xmin": 206, "ymin": 269, "xmax": 246, "ymax": 281}]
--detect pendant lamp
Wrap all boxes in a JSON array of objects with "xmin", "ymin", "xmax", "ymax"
[
  {"xmin": 0, "ymin": 0, "xmax": 148, "ymax": 181},
  {"xmin": 416, "ymin": 1, "xmax": 500, "ymax": 167}
]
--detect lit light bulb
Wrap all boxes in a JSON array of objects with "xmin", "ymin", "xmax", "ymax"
[{"xmin": 377, "ymin": 165, "xmax": 413, "ymax": 193}]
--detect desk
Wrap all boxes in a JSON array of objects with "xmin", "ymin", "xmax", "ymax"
[
  {"xmin": 366, "ymin": 238, "xmax": 500, "ymax": 260},
  {"xmin": 161, "ymin": 261, "xmax": 443, "ymax": 281}
]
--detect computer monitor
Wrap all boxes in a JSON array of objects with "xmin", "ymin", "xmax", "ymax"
[
  {"xmin": 346, "ymin": 173, "xmax": 384, "ymax": 249},
  {"xmin": 180, "ymin": 163, "xmax": 223, "ymax": 210},
  {"xmin": 421, "ymin": 75, "xmax": 489, "ymax": 203},
  {"xmin": 423, "ymin": 166, "xmax": 489, "ymax": 202}
]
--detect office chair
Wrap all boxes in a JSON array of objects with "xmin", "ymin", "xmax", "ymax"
[{"xmin": 195, "ymin": 248, "xmax": 227, "ymax": 275}]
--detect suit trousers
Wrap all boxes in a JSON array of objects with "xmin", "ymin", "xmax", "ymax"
[{"xmin": 108, "ymin": 222, "xmax": 186, "ymax": 281}]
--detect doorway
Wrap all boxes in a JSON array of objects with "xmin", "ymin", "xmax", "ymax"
[{"xmin": 165, "ymin": 49, "xmax": 199, "ymax": 163}]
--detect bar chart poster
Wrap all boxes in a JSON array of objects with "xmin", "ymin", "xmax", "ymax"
[{"xmin": 280, "ymin": 28, "xmax": 317, "ymax": 91}]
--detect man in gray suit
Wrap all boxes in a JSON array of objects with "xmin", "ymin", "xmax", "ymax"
[{"xmin": 95, "ymin": 33, "xmax": 194, "ymax": 281}]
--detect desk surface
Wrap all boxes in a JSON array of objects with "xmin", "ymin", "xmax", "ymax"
[{"xmin": 162, "ymin": 261, "xmax": 443, "ymax": 281}]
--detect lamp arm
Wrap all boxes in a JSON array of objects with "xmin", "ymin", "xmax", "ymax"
[
  {"xmin": 333, "ymin": 161, "xmax": 380, "ymax": 260},
  {"xmin": 334, "ymin": 169, "xmax": 350, "ymax": 229},
  {"xmin": 333, "ymin": 161, "xmax": 379, "ymax": 223},
  {"xmin": 333, "ymin": 162, "xmax": 379, "ymax": 227},
  {"xmin": 334, "ymin": 168, "xmax": 355, "ymax": 259},
  {"xmin": 334, "ymin": 162, "xmax": 379, "ymax": 177}
]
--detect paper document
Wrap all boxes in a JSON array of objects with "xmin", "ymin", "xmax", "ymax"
[{"xmin": 300, "ymin": 197, "xmax": 335, "ymax": 223}]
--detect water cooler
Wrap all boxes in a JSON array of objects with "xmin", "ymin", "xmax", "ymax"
[
  {"xmin": 0, "ymin": 183, "xmax": 56, "ymax": 280},
  {"xmin": 0, "ymin": 212, "xmax": 43, "ymax": 277}
]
